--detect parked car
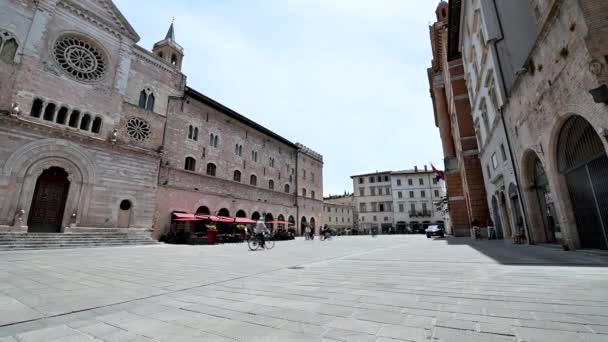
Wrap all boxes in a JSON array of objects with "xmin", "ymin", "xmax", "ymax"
[{"xmin": 425, "ymin": 225, "xmax": 444, "ymax": 238}]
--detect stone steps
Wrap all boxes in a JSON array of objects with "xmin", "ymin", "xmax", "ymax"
[{"xmin": 0, "ymin": 231, "xmax": 158, "ymax": 251}]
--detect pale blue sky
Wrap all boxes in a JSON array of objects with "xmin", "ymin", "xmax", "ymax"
[{"xmin": 114, "ymin": 0, "xmax": 444, "ymax": 196}]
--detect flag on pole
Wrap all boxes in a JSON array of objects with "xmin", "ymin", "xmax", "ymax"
[{"xmin": 431, "ymin": 163, "xmax": 445, "ymax": 181}]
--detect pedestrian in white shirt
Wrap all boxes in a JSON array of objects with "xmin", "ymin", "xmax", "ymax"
[{"xmin": 254, "ymin": 219, "xmax": 267, "ymax": 247}]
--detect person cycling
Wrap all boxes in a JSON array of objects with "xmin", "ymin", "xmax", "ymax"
[{"xmin": 254, "ymin": 218, "xmax": 267, "ymax": 248}]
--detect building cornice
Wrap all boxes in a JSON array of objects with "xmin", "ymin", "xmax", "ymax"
[
  {"xmin": 1, "ymin": 115, "xmax": 161, "ymax": 159},
  {"xmin": 57, "ymin": 0, "xmax": 139, "ymax": 41},
  {"xmin": 132, "ymin": 46, "xmax": 184, "ymax": 76}
]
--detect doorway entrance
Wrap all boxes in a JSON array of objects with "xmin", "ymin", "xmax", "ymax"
[
  {"xmin": 558, "ymin": 115, "xmax": 608, "ymax": 249},
  {"xmin": 117, "ymin": 200, "xmax": 132, "ymax": 228},
  {"xmin": 28, "ymin": 167, "xmax": 70, "ymax": 233},
  {"xmin": 532, "ymin": 157, "xmax": 559, "ymax": 243}
]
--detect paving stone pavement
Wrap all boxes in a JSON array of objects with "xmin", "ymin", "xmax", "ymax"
[{"xmin": 1, "ymin": 236, "xmax": 608, "ymax": 341}]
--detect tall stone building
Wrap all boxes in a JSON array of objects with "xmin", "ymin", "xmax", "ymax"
[
  {"xmin": 352, "ymin": 171, "xmax": 394, "ymax": 233},
  {"xmin": 427, "ymin": 1, "xmax": 489, "ymax": 236},
  {"xmin": 391, "ymin": 168, "xmax": 446, "ymax": 233},
  {"xmin": 322, "ymin": 194, "xmax": 355, "ymax": 232},
  {"xmin": 351, "ymin": 168, "xmax": 446, "ymax": 234},
  {"xmin": 501, "ymin": 0, "xmax": 608, "ymax": 250},
  {"xmin": 458, "ymin": 0, "xmax": 536, "ymax": 240},
  {"xmin": 0, "ymin": 0, "xmax": 323, "ymax": 238}
]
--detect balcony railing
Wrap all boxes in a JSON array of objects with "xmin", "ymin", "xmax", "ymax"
[{"xmin": 409, "ymin": 210, "xmax": 432, "ymax": 218}]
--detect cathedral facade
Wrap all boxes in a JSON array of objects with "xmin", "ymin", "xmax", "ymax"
[{"xmin": 0, "ymin": 0, "xmax": 323, "ymax": 237}]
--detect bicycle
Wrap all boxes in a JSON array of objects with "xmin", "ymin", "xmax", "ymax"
[
  {"xmin": 248, "ymin": 231, "xmax": 275, "ymax": 251},
  {"xmin": 320, "ymin": 231, "xmax": 332, "ymax": 241}
]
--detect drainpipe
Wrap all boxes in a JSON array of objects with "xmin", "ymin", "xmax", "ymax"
[
  {"xmin": 491, "ymin": 0, "xmax": 533, "ymax": 244},
  {"xmin": 295, "ymin": 150, "xmax": 299, "ymax": 236}
]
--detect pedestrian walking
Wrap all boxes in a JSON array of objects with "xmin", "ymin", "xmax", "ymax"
[
  {"xmin": 471, "ymin": 219, "xmax": 481, "ymax": 240},
  {"xmin": 487, "ymin": 219, "xmax": 496, "ymax": 240}
]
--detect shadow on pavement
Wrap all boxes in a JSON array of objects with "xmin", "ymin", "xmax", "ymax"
[{"xmin": 444, "ymin": 236, "xmax": 608, "ymax": 266}]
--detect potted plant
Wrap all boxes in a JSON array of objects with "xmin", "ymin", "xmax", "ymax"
[{"xmin": 206, "ymin": 225, "xmax": 218, "ymax": 245}]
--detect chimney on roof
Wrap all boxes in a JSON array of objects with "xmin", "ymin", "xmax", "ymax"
[
  {"xmin": 414, "ymin": 166, "xmax": 418, "ymax": 172},
  {"xmin": 424, "ymin": 165, "xmax": 428, "ymax": 171}
]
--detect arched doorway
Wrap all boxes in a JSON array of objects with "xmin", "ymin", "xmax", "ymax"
[
  {"xmin": 277, "ymin": 214, "xmax": 286, "ymax": 230},
  {"xmin": 196, "ymin": 206, "xmax": 210, "ymax": 215},
  {"xmin": 300, "ymin": 216, "xmax": 307, "ymax": 236},
  {"xmin": 28, "ymin": 167, "xmax": 70, "ymax": 233},
  {"xmin": 236, "ymin": 210, "xmax": 246, "ymax": 218},
  {"xmin": 531, "ymin": 156, "xmax": 559, "ymax": 243},
  {"xmin": 217, "ymin": 208, "xmax": 231, "ymax": 234},
  {"xmin": 288, "ymin": 215, "xmax": 295, "ymax": 231},
  {"xmin": 557, "ymin": 115, "xmax": 608, "ymax": 249},
  {"xmin": 498, "ymin": 192, "xmax": 510, "ymax": 239},
  {"xmin": 265, "ymin": 213, "xmax": 274, "ymax": 231},
  {"xmin": 310, "ymin": 217, "xmax": 316, "ymax": 235},
  {"xmin": 491, "ymin": 196, "xmax": 503, "ymax": 240},
  {"xmin": 508, "ymin": 183, "xmax": 524, "ymax": 238},
  {"xmin": 117, "ymin": 200, "xmax": 132, "ymax": 228},
  {"xmin": 251, "ymin": 211, "xmax": 261, "ymax": 221},
  {"xmin": 409, "ymin": 221, "xmax": 420, "ymax": 234}
]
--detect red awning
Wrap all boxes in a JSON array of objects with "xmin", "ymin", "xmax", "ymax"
[
  {"xmin": 214, "ymin": 216, "xmax": 235, "ymax": 223},
  {"xmin": 172, "ymin": 213, "xmax": 203, "ymax": 221},
  {"xmin": 266, "ymin": 220, "xmax": 292, "ymax": 225},
  {"xmin": 234, "ymin": 217, "xmax": 256, "ymax": 224},
  {"xmin": 173, "ymin": 212, "xmax": 195, "ymax": 219}
]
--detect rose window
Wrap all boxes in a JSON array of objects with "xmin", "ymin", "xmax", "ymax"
[
  {"xmin": 54, "ymin": 35, "xmax": 106, "ymax": 82},
  {"xmin": 126, "ymin": 118, "xmax": 151, "ymax": 141}
]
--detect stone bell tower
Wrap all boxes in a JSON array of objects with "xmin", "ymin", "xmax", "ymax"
[{"xmin": 152, "ymin": 22, "xmax": 184, "ymax": 71}]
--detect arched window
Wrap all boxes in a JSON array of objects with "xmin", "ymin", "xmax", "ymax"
[
  {"xmin": 250, "ymin": 174, "xmax": 257, "ymax": 186},
  {"xmin": 43, "ymin": 103, "xmax": 56, "ymax": 121},
  {"xmin": 214, "ymin": 135, "xmax": 219, "ymax": 147},
  {"xmin": 185, "ymin": 157, "xmax": 196, "ymax": 171},
  {"xmin": 30, "ymin": 98, "xmax": 43, "ymax": 118},
  {"xmin": 138, "ymin": 88, "xmax": 154, "ymax": 112},
  {"xmin": 269, "ymin": 179, "xmax": 274, "ymax": 190},
  {"xmin": 171, "ymin": 54, "xmax": 178, "ymax": 65},
  {"xmin": 235, "ymin": 144, "xmax": 239, "ymax": 155},
  {"xmin": 68, "ymin": 110, "xmax": 80, "ymax": 128},
  {"xmin": 209, "ymin": 133, "xmax": 215, "ymax": 146},
  {"xmin": 238, "ymin": 145, "xmax": 242, "ymax": 156},
  {"xmin": 157, "ymin": 51, "xmax": 164, "ymax": 58},
  {"xmin": 311, "ymin": 191, "xmax": 315, "ymax": 199},
  {"xmin": 193, "ymin": 127, "xmax": 198, "ymax": 141},
  {"xmin": 302, "ymin": 188, "xmax": 307, "ymax": 197},
  {"xmin": 80, "ymin": 113, "xmax": 91, "ymax": 130},
  {"xmin": 0, "ymin": 31, "xmax": 18, "ymax": 63},
  {"xmin": 188, "ymin": 125, "xmax": 193, "ymax": 139},
  {"xmin": 233, "ymin": 170, "xmax": 241, "ymax": 182},
  {"xmin": 56, "ymin": 107, "xmax": 68, "ymax": 125},
  {"xmin": 206, "ymin": 163, "xmax": 216, "ymax": 176},
  {"xmin": 284, "ymin": 184, "xmax": 290, "ymax": 193},
  {"xmin": 138, "ymin": 90, "xmax": 147, "ymax": 109},
  {"xmin": 91, "ymin": 117, "xmax": 102, "ymax": 133},
  {"xmin": 196, "ymin": 206, "xmax": 210, "ymax": 215},
  {"xmin": 146, "ymin": 93, "xmax": 155, "ymax": 112}
]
